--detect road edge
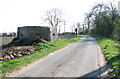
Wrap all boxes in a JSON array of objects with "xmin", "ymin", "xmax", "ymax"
[{"xmin": 96, "ymin": 43, "xmax": 109, "ymax": 77}]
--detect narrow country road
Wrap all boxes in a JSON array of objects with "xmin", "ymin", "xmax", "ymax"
[{"xmin": 9, "ymin": 36, "xmax": 101, "ymax": 77}]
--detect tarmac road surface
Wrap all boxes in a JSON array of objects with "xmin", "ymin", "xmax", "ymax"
[{"xmin": 9, "ymin": 36, "xmax": 100, "ymax": 77}]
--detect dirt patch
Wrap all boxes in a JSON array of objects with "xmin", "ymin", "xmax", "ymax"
[{"xmin": 0, "ymin": 46, "xmax": 37, "ymax": 61}]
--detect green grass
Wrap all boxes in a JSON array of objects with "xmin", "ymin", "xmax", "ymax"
[
  {"xmin": 0, "ymin": 36, "xmax": 81, "ymax": 78},
  {"xmin": 91, "ymin": 35, "xmax": 120, "ymax": 77}
]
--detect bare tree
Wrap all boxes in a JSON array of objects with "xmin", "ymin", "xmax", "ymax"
[{"xmin": 44, "ymin": 8, "xmax": 64, "ymax": 27}]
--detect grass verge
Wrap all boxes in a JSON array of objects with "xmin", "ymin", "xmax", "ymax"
[
  {"xmin": 0, "ymin": 36, "xmax": 81, "ymax": 78},
  {"xmin": 91, "ymin": 35, "xmax": 120, "ymax": 77}
]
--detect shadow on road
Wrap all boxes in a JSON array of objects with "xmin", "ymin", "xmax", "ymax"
[
  {"xmin": 79, "ymin": 54, "xmax": 120, "ymax": 78},
  {"xmin": 80, "ymin": 64, "xmax": 109, "ymax": 77}
]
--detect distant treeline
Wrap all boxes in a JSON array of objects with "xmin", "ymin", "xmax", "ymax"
[
  {"xmin": 0, "ymin": 32, "xmax": 17, "ymax": 37},
  {"xmin": 58, "ymin": 32, "xmax": 76, "ymax": 36}
]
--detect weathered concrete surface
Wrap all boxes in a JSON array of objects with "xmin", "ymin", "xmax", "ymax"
[
  {"xmin": 17, "ymin": 26, "xmax": 58, "ymax": 42},
  {"xmin": 8, "ymin": 36, "xmax": 104, "ymax": 77}
]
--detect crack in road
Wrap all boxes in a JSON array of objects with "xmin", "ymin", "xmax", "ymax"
[{"xmin": 51, "ymin": 64, "xmax": 62, "ymax": 76}]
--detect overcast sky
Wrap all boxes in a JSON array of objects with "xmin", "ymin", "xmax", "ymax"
[{"xmin": 0, "ymin": 0, "xmax": 119, "ymax": 33}]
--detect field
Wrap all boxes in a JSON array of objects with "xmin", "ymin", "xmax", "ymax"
[
  {"xmin": 58, "ymin": 35, "xmax": 77, "ymax": 39},
  {"xmin": 0, "ymin": 37, "xmax": 15, "ymax": 46}
]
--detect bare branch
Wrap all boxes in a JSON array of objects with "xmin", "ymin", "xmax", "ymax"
[{"xmin": 44, "ymin": 8, "xmax": 64, "ymax": 27}]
